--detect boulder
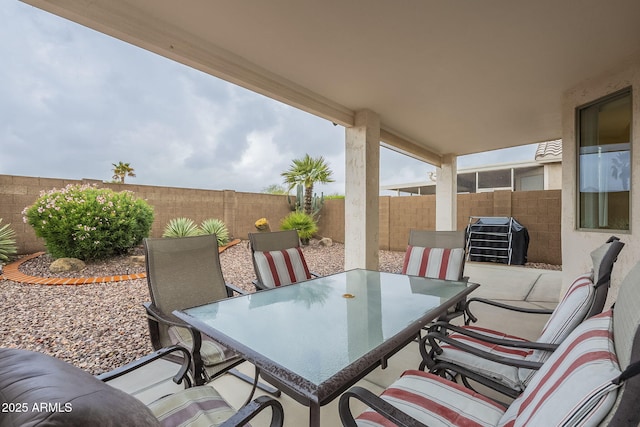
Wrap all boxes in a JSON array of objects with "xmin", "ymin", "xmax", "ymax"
[
  {"xmin": 318, "ymin": 237, "xmax": 333, "ymax": 247},
  {"xmin": 128, "ymin": 255, "xmax": 146, "ymax": 266},
  {"xmin": 50, "ymin": 258, "xmax": 86, "ymax": 273}
]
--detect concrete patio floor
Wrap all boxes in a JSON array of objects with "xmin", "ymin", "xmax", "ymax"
[{"xmin": 107, "ymin": 262, "xmax": 562, "ymax": 426}]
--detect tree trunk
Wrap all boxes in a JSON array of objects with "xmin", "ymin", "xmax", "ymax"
[{"xmin": 304, "ymin": 184, "xmax": 314, "ymax": 216}]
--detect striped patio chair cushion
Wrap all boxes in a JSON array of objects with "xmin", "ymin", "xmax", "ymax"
[
  {"xmin": 438, "ymin": 326, "xmax": 532, "ymax": 391},
  {"xmin": 168, "ymin": 326, "xmax": 237, "ymax": 366},
  {"xmin": 499, "ymin": 310, "xmax": 621, "ymax": 426},
  {"xmin": 518, "ymin": 272, "xmax": 595, "ymax": 384},
  {"xmin": 402, "ymin": 246, "xmax": 464, "ymax": 281},
  {"xmin": 254, "ymin": 247, "xmax": 312, "ymax": 288},
  {"xmin": 438, "ymin": 272, "xmax": 596, "ymax": 391},
  {"xmin": 148, "ymin": 385, "xmax": 242, "ymax": 427},
  {"xmin": 355, "ymin": 370, "xmax": 505, "ymax": 427}
]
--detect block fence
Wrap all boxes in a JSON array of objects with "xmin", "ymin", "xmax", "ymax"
[{"xmin": 0, "ymin": 174, "xmax": 561, "ymax": 264}]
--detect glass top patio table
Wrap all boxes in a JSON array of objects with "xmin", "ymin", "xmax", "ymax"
[{"xmin": 174, "ymin": 269, "xmax": 478, "ymax": 425}]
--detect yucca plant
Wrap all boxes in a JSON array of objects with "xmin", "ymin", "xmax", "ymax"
[
  {"xmin": 0, "ymin": 219, "xmax": 18, "ymax": 263},
  {"xmin": 280, "ymin": 211, "xmax": 318, "ymax": 244},
  {"xmin": 162, "ymin": 217, "xmax": 200, "ymax": 238},
  {"xmin": 199, "ymin": 218, "xmax": 230, "ymax": 247}
]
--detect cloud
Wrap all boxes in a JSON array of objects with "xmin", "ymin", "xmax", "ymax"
[{"xmin": 0, "ymin": 1, "xmax": 538, "ymax": 197}]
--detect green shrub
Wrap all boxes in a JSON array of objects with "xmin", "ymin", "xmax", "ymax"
[
  {"xmin": 23, "ymin": 184, "xmax": 154, "ymax": 260},
  {"xmin": 200, "ymin": 218, "xmax": 230, "ymax": 246},
  {"xmin": 280, "ymin": 211, "xmax": 318, "ymax": 243},
  {"xmin": 0, "ymin": 219, "xmax": 17, "ymax": 263},
  {"xmin": 162, "ymin": 218, "xmax": 200, "ymax": 238}
]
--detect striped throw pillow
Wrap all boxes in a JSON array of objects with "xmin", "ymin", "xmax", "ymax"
[
  {"xmin": 254, "ymin": 247, "xmax": 312, "ymax": 288},
  {"xmin": 499, "ymin": 310, "xmax": 621, "ymax": 426},
  {"xmin": 402, "ymin": 246, "xmax": 464, "ymax": 281}
]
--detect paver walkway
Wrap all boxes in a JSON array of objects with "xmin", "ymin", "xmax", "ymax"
[{"xmin": 0, "ymin": 239, "xmax": 241, "ymax": 285}]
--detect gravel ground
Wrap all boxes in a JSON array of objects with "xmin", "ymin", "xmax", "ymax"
[
  {"xmin": 0, "ymin": 240, "xmax": 558, "ymax": 375},
  {"xmin": 0, "ymin": 240, "xmax": 404, "ymax": 375}
]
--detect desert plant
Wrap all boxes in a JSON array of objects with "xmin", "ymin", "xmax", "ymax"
[
  {"xmin": 111, "ymin": 161, "xmax": 136, "ymax": 184},
  {"xmin": 23, "ymin": 184, "xmax": 153, "ymax": 260},
  {"xmin": 280, "ymin": 211, "xmax": 318, "ymax": 244},
  {"xmin": 199, "ymin": 218, "xmax": 230, "ymax": 246},
  {"xmin": 0, "ymin": 219, "xmax": 18, "ymax": 263},
  {"xmin": 281, "ymin": 154, "xmax": 334, "ymax": 217},
  {"xmin": 163, "ymin": 218, "xmax": 200, "ymax": 238},
  {"xmin": 287, "ymin": 183, "xmax": 325, "ymax": 218}
]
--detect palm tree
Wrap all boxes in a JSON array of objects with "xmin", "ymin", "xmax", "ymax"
[
  {"xmin": 281, "ymin": 154, "xmax": 334, "ymax": 216},
  {"xmin": 112, "ymin": 162, "xmax": 136, "ymax": 184}
]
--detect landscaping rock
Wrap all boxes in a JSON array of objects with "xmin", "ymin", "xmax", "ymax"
[
  {"xmin": 318, "ymin": 237, "xmax": 333, "ymax": 247},
  {"xmin": 128, "ymin": 255, "xmax": 146, "ymax": 266},
  {"xmin": 49, "ymin": 258, "xmax": 85, "ymax": 273}
]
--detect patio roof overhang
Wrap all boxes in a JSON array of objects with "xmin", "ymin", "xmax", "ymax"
[{"xmin": 19, "ymin": 0, "xmax": 640, "ymax": 165}]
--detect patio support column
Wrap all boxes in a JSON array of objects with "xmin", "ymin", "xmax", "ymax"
[
  {"xmin": 345, "ymin": 109, "xmax": 380, "ymax": 270},
  {"xmin": 436, "ymin": 154, "xmax": 457, "ymax": 230}
]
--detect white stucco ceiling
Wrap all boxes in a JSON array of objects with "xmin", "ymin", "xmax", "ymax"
[{"xmin": 21, "ymin": 0, "xmax": 640, "ymax": 165}]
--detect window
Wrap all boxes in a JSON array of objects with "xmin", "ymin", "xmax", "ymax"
[{"xmin": 578, "ymin": 89, "xmax": 631, "ymax": 230}]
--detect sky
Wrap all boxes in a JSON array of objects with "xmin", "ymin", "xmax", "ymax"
[{"xmin": 0, "ymin": 1, "xmax": 537, "ymax": 196}]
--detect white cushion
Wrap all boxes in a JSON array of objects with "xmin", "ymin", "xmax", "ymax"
[
  {"xmin": 402, "ymin": 246, "xmax": 465, "ymax": 281},
  {"xmin": 437, "ymin": 326, "xmax": 531, "ymax": 391},
  {"xmin": 254, "ymin": 247, "xmax": 312, "ymax": 288}
]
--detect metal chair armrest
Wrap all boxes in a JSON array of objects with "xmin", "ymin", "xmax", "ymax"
[
  {"xmin": 339, "ymin": 386, "xmax": 429, "ymax": 427},
  {"xmin": 225, "ymin": 282, "xmax": 247, "ymax": 296},
  {"xmin": 465, "ymin": 297, "xmax": 554, "ymax": 324},
  {"xmin": 144, "ymin": 302, "xmax": 188, "ymax": 328},
  {"xmin": 221, "ymin": 395, "xmax": 284, "ymax": 427},
  {"xmin": 429, "ymin": 321, "xmax": 559, "ymax": 351},
  {"xmin": 97, "ymin": 345, "xmax": 192, "ymax": 386}
]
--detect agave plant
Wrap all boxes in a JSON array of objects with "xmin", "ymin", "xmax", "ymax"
[
  {"xmin": 162, "ymin": 217, "xmax": 200, "ymax": 238},
  {"xmin": 199, "ymin": 218, "xmax": 230, "ymax": 246},
  {"xmin": 0, "ymin": 219, "xmax": 18, "ymax": 263}
]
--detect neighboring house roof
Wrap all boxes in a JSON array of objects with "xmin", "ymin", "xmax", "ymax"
[{"xmin": 535, "ymin": 139, "xmax": 563, "ymax": 163}]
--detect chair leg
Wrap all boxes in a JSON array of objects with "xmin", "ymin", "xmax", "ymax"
[{"xmin": 228, "ymin": 368, "xmax": 281, "ymax": 397}]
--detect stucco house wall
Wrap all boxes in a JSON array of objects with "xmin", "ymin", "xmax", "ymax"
[{"xmin": 561, "ymin": 59, "xmax": 640, "ymax": 305}]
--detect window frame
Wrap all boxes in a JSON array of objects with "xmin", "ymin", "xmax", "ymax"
[{"xmin": 575, "ymin": 87, "xmax": 632, "ymax": 232}]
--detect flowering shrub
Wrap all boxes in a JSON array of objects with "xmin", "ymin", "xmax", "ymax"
[{"xmin": 23, "ymin": 184, "xmax": 154, "ymax": 260}]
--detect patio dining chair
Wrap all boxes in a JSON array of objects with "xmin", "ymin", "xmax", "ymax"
[
  {"xmin": 248, "ymin": 229, "xmax": 319, "ymax": 290},
  {"xmin": 143, "ymin": 234, "xmax": 278, "ymax": 396},
  {"xmin": 0, "ymin": 345, "xmax": 284, "ymax": 427},
  {"xmin": 339, "ymin": 260, "xmax": 640, "ymax": 427},
  {"xmin": 402, "ymin": 229, "xmax": 468, "ymax": 321},
  {"xmin": 419, "ymin": 235, "xmax": 624, "ymax": 399}
]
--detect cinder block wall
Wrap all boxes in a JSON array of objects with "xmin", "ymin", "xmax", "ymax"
[
  {"xmin": 0, "ymin": 175, "xmax": 292, "ymax": 254},
  {"xmin": 316, "ymin": 190, "xmax": 562, "ymax": 265},
  {"xmin": 1, "ymin": 174, "xmax": 562, "ymax": 264}
]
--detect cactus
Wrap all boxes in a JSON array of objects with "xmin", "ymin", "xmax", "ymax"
[{"xmin": 287, "ymin": 184, "xmax": 324, "ymax": 219}]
